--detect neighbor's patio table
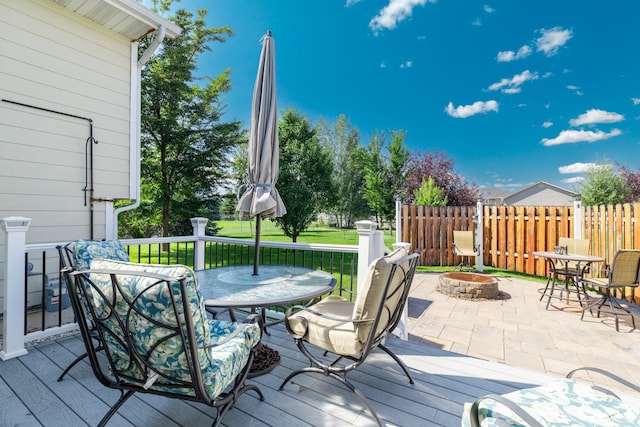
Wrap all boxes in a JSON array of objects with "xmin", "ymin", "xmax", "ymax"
[
  {"xmin": 533, "ymin": 251, "xmax": 604, "ymax": 310},
  {"xmin": 196, "ymin": 265, "xmax": 336, "ymax": 376}
]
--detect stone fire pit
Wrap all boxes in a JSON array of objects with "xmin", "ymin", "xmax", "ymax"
[{"xmin": 438, "ymin": 271, "xmax": 499, "ymax": 299}]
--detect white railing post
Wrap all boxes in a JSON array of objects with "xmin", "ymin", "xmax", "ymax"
[
  {"xmin": 573, "ymin": 198, "xmax": 583, "ymax": 240},
  {"xmin": 476, "ymin": 197, "xmax": 484, "ymax": 273},
  {"xmin": 190, "ymin": 217, "xmax": 208, "ymax": 271},
  {"xmin": 392, "ymin": 242, "xmax": 412, "ymax": 341},
  {"xmin": 395, "ymin": 197, "xmax": 402, "ymax": 244},
  {"xmin": 1, "ymin": 216, "xmax": 31, "ymax": 360},
  {"xmin": 356, "ymin": 220, "xmax": 384, "ymax": 288}
]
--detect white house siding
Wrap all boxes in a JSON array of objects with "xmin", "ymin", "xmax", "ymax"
[
  {"xmin": 0, "ymin": 0, "xmax": 134, "ymax": 298},
  {"xmin": 505, "ymin": 187, "xmax": 575, "ymax": 206},
  {"xmin": 0, "ymin": 0, "xmax": 132, "ymax": 240}
]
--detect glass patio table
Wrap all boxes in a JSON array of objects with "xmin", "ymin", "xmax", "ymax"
[
  {"xmin": 195, "ymin": 265, "xmax": 336, "ymax": 376},
  {"xmin": 533, "ymin": 251, "xmax": 604, "ymax": 310}
]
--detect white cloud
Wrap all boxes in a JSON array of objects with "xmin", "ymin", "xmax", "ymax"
[
  {"xmin": 632, "ymin": 97, "xmax": 640, "ymax": 105},
  {"xmin": 569, "ymin": 109, "xmax": 624, "ymax": 126},
  {"xmin": 380, "ymin": 62, "xmax": 387, "ymax": 68},
  {"xmin": 496, "ymin": 45, "xmax": 532, "ymax": 62},
  {"xmin": 487, "ymin": 70, "xmax": 538, "ymax": 94},
  {"xmin": 541, "ymin": 128, "xmax": 622, "ymax": 146},
  {"xmin": 445, "ymin": 100, "xmax": 499, "ymax": 118},
  {"xmin": 483, "ymin": 5, "xmax": 494, "ymax": 13},
  {"xmin": 542, "ymin": 121, "xmax": 553, "ymax": 128},
  {"xmin": 562, "ymin": 176, "xmax": 585, "ymax": 184},
  {"xmin": 566, "ymin": 85, "xmax": 583, "ymax": 96},
  {"xmin": 345, "ymin": 0, "xmax": 362, "ymax": 6},
  {"xmin": 400, "ymin": 60, "xmax": 413, "ymax": 68},
  {"xmin": 535, "ymin": 27, "xmax": 572, "ymax": 56},
  {"xmin": 558, "ymin": 162, "xmax": 598, "ymax": 174},
  {"xmin": 369, "ymin": 0, "xmax": 436, "ymax": 33},
  {"xmin": 471, "ymin": 18, "xmax": 482, "ymax": 26}
]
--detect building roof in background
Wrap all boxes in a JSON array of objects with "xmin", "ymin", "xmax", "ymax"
[{"xmin": 480, "ymin": 181, "xmax": 578, "ymax": 206}]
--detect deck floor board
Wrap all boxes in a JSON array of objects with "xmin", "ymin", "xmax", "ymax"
[{"xmin": 0, "ymin": 322, "xmax": 570, "ymax": 427}]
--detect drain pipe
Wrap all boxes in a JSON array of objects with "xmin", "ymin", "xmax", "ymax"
[{"xmin": 111, "ymin": 26, "xmax": 166, "ymax": 239}]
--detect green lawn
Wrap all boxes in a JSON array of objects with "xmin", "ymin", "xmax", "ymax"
[{"xmin": 215, "ymin": 219, "xmax": 397, "ymax": 247}]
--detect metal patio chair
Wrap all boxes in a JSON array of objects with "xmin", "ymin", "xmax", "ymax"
[
  {"xmin": 279, "ymin": 248, "xmax": 419, "ymax": 426},
  {"xmin": 56, "ymin": 240, "xmax": 130, "ymax": 381},
  {"xmin": 462, "ymin": 367, "xmax": 640, "ymax": 426},
  {"xmin": 61, "ymin": 258, "xmax": 264, "ymax": 427},
  {"xmin": 453, "ymin": 230, "xmax": 478, "ymax": 271},
  {"xmin": 581, "ymin": 249, "xmax": 640, "ymax": 331}
]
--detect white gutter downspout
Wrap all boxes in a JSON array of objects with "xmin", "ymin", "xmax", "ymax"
[{"xmin": 110, "ymin": 26, "xmax": 166, "ymax": 239}]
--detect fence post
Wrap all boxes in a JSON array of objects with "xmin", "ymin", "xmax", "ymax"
[
  {"xmin": 475, "ymin": 198, "xmax": 484, "ymax": 272},
  {"xmin": 356, "ymin": 220, "xmax": 384, "ymax": 288},
  {"xmin": 1, "ymin": 216, "xmax": 31, "ymax": 360},
  {"xmin": 573, "ymin": 198, "xmax": 583, "ymax": 240},
  {"xmin": 190, "ymin": 217, "xmax": 208, "ymax": 271}
]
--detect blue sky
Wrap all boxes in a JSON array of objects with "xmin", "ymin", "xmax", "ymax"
[{"xmin": 169, "ymin": 0, "xmax": 640, "ymax": 192}]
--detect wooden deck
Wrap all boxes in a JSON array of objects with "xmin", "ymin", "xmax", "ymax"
[{"xmin": 0, "ymin": 323, "xmax": 558, "ymax": 427}]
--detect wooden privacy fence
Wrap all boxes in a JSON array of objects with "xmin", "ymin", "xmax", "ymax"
[{"xmin": 402, "ymin": 203, "xmax": 640, "ymax": 278}]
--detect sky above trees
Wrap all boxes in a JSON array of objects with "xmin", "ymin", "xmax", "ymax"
[{"xmin": 158, "ymin": 0, "xmax": 640, "ymax": 194}]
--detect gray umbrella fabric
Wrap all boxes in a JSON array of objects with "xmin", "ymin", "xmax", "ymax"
[{"xmin": 236, "ymin": 31, "xmax": 286, "ymax": 274}]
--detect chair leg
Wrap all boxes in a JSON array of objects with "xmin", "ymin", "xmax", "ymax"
[
  {"xmin": 279, "ymin": 366, "xmax": 383, "ymax": 426},
  {"xmin": 581, "ymin": 290, "xmax": 637, "ymax": 332},
  {"xmin": 378, "ymin": 343, "xmax": 414, "ymax": 384},
  {"xmin": 98, "ymin": 390, "xmax": 135, "ymax": 427},
  {"xmin": 57, "ymin": 352, "xmax": 88, "ymax": 382}
]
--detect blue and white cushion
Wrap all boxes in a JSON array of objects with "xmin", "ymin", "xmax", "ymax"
[{"xmin": 86, "ymin": 259, "xmax": 260, "ymax": 399}]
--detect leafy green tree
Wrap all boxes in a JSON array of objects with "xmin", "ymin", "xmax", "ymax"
[
  {"xmin": 413, "ymin": 177, "xmax": 448, "ymax": 206},
  {"xmin": 274, "ymin": 109, "xmax": 334, "ymax": 241},
  {"xmin": 316, "ymin": 115, "xmax": 368, "ymax": 228},
  {"xmin": 362, "ymin": 130, "xmax": 410, "ymax": 232},
  {"xmin": 580, "ymin": 163, "xmax": 630, "ymax": 205},
  {"xmin": 120, "ymin": 4, "xmax": 243, "ymax": 237}
]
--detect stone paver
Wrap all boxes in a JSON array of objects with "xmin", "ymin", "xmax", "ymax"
[{"xmin": 406, "ymin": 272, "xmax": 640, "ymax": 390}]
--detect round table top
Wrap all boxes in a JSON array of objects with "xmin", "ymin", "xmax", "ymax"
[{"xmin": 195, "ymin": 265, "xmax": 337, "ymax": 307}]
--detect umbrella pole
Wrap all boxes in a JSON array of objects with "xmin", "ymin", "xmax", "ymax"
[{"xmin": 253, "ymin": 213, "xmax": 261, "ymax": 275}]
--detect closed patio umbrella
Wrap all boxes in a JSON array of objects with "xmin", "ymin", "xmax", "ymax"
[{"xmin": 237, "ymin": 31, "xmax": 286, "ymax": 275}]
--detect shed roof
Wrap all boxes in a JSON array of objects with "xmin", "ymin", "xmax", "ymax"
[{"xmin": 50, "ymin": 0, "xmax": 181, "ymax": 40}]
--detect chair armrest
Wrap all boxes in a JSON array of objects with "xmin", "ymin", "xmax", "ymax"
[
  {"xmin": 284, "ymin": 304, "xmax": 374, "ymax": 338},
  {"xmin": 468, "ymin": 394, "xmax": 544, "ymax": 427},
  {"xmin": 204, "ymin": 313, "xmax": 263, "ymax": 349},
  {"xmin": 73, "ymin": 268, "xmax": 185, "ymax": 283},
  {"xmin": 567, "ymin": 367, "xmax": 640, "ymax": 396},
  {"xmin": 285, "ymin": 304, "xmax": 374, "ymax": 324}
]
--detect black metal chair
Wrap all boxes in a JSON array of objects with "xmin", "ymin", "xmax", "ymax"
[
  {"xmin": 279, "ymin": 249, "xmax": 419, "ymax": 426},
  {"xmin": 61, "ymin": 257, "xmax": 263, "ymax": 427},
  {"xmin": 56, "ymin": 240, "xmax": 130, "ymax": 381}
]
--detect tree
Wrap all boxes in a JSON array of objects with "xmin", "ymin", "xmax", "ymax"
[
  {"xmin": 315, "ymin": 115, "xmax": 368, "ymax": 228},
  {"xmin": 413, "ymin": 177, "xmax": 448, "ymax": 206},
  {"xmin": 620, "ymin": 165, "xmax": 640, "ymax": 203},
  {"xmin": 362, "ymin": 130, "xmax": 411, "ymax": 232},
  {"xmin": 274, "ymin": 109, "xmax": 334, "ymax": 242},
  {"xmin": 119, "ymin": 3, "xmax": 242, "ymax": 238},
  {"xmin": 405, "ymin": 149, "xmax": 478, "ymax": 206},
  {"xmin": 580, "ymin": 163, "xmax": 630, "ymax": 205}
]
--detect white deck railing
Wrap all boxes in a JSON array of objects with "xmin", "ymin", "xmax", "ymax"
[{"xmin": 1, "ymin": 217, "xmax": 394, "ymax": 360}]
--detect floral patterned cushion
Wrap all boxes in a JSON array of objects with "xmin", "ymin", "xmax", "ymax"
[
  {"xmin": 72, "ymin": 239, "xmax": 130, "ymax": 270},
  {"xmin": 461, "ymin": 379, "xmax": 640, "ymax": 426},
  {"xmin": 86, "ymin": 259, "xmax": 260, "ymax": 399}
]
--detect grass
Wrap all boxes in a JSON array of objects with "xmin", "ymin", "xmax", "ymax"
[
  {"xmin": 215, "ymin": 219, "xmax": 397, "ymax": 247},
  {"xmin": 216, "ymin": 219, "xmax": 545, "ymax": 283}
]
